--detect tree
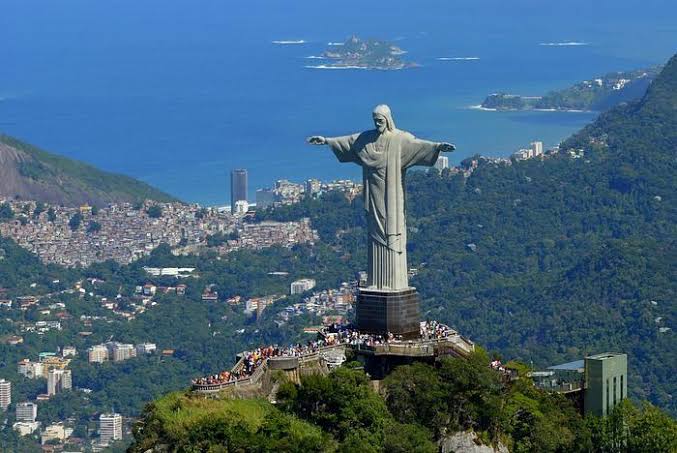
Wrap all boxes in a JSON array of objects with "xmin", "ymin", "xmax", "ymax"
[
  {"xmin": 87, "ymin": 221, "xmax": 102, "ymax": 234},
  {"xmin": 0, "ymin": 202, "xmax": 14, "ymax": 222},
  {"xmin": 47, "ymin": 207, "xmax": 57, "ymax": 222},
  {"xmin": 146, "ymin": 205, "xmax": 163, "ymax": 219},
  {"xmin": 32, "ymin": 202, "xmax": 45, "ymax": 218},
  {"xmin": 68, "ymin": 213, "xmax": 82, "ymax": 231}
]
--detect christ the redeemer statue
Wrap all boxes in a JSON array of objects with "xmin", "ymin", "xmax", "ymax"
[{"xmin": 308, "ymin": 104, "xmax": 454, "ymax": 291}]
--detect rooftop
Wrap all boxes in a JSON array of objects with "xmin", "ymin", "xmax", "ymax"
[
  {"xmin": 586, "ymin": 352, "xmax": 626, "ymax": 361},
  {"xmin": 547, "ymin": 359, "xmax": 584, "ymax": 371}
]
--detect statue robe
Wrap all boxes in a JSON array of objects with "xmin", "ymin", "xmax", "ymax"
[{"xmin": 326, "ymin": 129, "xmax": 441, "ymax": 290}]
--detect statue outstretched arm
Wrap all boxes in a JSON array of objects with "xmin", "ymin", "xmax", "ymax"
[
  {"xmin": 307, "ymin": 133, "xmax": 360, "ymax": 164},
  {"xmin": 401, "ymin": 134, "xmax": 455, "ymax": 169}
]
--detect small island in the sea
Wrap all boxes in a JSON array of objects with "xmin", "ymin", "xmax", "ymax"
[
  {"xmin": 310, "ymin": 35, "xmax": 418, "ymax": 70},
  {"xmin": 480, "ymin": 66, "xmax": 662, "ymax": 111}
]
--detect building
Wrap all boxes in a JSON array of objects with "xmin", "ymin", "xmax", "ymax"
[
  {"xmin": 110, "ymin": 343, "xmax": 136, "ymax": 362},
  {"xmin": 99, "ymin": 413, "xmax": 123, "ymax": 445},
  {"xmin": 13, "ymin": 421, "xmax": 41, "ymax": 436},
  {"xmin": 531, "ymin": 141, "xmax": 543, "ymax": 157},
  {"xmin": 233, "ymin": 199, "xmax": 249, "ymax": 214},
  {"xmin": 584, "ymin": 353, "xmax": 627, "ymax": 417},
  {"xmin": 434, "ymin": 155, "xmax": 449, "ymax": 172},
  {"xmin": 255, "ymin": 188, "xmax": 276, "ymax": 209},
  {"xmin": 291, "ymin": 278, "xmax": 316, "ymax": 295},
  {"xmin": 41, "ymin": 422, "xmax": 73, "ymax": 445},
  {"xmin": 18, "ymin": 359, "xmax": 44, "ymax": 379},
  {"xmin": 230, "ymin": 169, "xmax": 248, "ymax": 210},
  {"xmin": 16, "ymin": 402, "xmax": 37, "ymax": 422},
  {"xmin": 136, "ymin": 343, "xmax": 157, "ymax": 355},
  {"xmin": 0, "ymin": 379, "xmax": 11, "ymax": 410},
  {"xmin": 61, "ymin": 346, "xmax": 77, "ymax": 357},
  {"xmin": 47, "ymin": 369, "xmax": 72, "ymax": 396},
  {"xmin": 88, "ymin": 345, "xmax": 109, "ymax": 363},
  {"xmin": 306, "ymin": 179, "xmax": 322, "ymax": 198}
]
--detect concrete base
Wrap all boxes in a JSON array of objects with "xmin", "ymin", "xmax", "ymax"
[{"xmin": 356, "ymin": 287, "xmax": 420, "ymax": 337}]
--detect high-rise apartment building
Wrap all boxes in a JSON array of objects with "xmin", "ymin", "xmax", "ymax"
[
  {"xmin": 230, "ymin": 169, "xmax": 248, "ymax": 210},
  {"xmin": 16, "ymin": 402, "xmax": 37, "ymax": 422},
  {"xmin": 47, "ymin": 369, "xmax": 72, "ymax": 396},
  {"xmin": 305, "ymin": 179, "xmax": 322, "ymax": 198},
  {"xmin": 99, "ymin": 413, "xmax": 123, "ymax": 445},
  {"xmin": 531, "ymin": 141, "xmax": 544, "ymax": 156},
  {"xmin": 0, "ymin": 379, "xmax": 11, "ymax": 410}
]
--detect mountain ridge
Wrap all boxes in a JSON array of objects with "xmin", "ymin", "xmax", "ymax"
[{"xmin": 0, "ymin": 134, "xmax": 179, "ymax": 207}]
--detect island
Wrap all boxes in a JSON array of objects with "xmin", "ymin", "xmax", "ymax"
[
  {"xmin": 312, "ymin": 35, "xmax": 418, "ymax": 70},
  {"xmin": 480, "ymin": 66, "xmax": 662, "ymax": 111}
]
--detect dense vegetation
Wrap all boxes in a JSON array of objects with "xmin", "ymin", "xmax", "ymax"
[
  {"xmin": 0, "ymin": 134, "xmax": 178, "ymax": 206},
  {"xmin": 129, "ymin": 353, "xmax": 676, "ymax": 452},
  {"xmin": 257, "ymin": 55, "xmax": 677, "ymax": 415}
]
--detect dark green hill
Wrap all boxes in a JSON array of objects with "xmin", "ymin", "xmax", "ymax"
[
  {"xmin": 257, "ymin": 54, "xmax": 677, "ymax": 415},
  {"xmin": 0, "ymin": 134, "xmax": 178, "ymax": 206}
]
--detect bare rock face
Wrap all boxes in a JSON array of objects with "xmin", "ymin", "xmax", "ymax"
[
  {"xmin": 0, "ymin": 141, "xmax": 92, "ymax": 205},
  {"xmin": 440, "ymin": 431, "xmax": 509, "ymax": 453}
]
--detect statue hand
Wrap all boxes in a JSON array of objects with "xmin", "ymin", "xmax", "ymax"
[
  {"xmin": 307, "ymin": 136, "xmax": 327, "ymax": 145},
  {"xmin": 438, "ymin": 142, "xmax": 456, "ymax": 153}
]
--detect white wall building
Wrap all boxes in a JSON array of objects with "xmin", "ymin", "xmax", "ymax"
[
  {"xmin": 99, "ymin": 413, "xmax": 123, "ymax": 445},
  {"xmin": 41, "ymin": 423, "xmax": 73, "ymax": 445},
  {"xmin": 234, "ymin": 199, "xmax": 250, "ymax": 214},
  {"xmin": 136, "ymin": 343, "xmax": 157, "ymax": 355},
  {"xmin": 61, "ymin": 346, "xmax": 77, "ymax": 357},
  {"xmin": 88, "ymin": 345, "xmax": 109, "ymax": 363},
  {"xmin": 13, "ymin": 421, "xmax": 41, "ymax": 436},
  {"xmin": 18, "ymin": 359, "xmax": 44, "ymax": 379},
  {"xmin": 0, "ymin": 379, "xmax": 11, "ymax": 410},
  {"xmin": 47, "ymin": 369, "xmax": 72, "ymax": 396},
  {"xmin": 110, "ymin": 343, "xmax": 136, "ymax": 362},
  {"xmin": 531, "ymin": 141, "xmax": 544, "ymax": 156},
  {"xmin": 291, "ymin": 278, "xmax": 316, "ymax": 295},
  {"xmin": 16, "ymin": 402, "xmax": 37, "ymax": 422}
]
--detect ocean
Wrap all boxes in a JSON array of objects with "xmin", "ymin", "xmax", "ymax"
[{"xmin": 1, "ymin": 0, "xmax": 675, "ymax": 205}]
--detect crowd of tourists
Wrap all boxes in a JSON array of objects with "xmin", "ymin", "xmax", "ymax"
[
  {"xmin": 192, "ymin": 342, "xmax": 326, "ymax": 387},
  {"xmin": 193, "ymin": 320, "xmax": 458, "ymax": 387},
  {"xmin": 420, "ymin": 320, "xmax": 455, "ymax": 340}
]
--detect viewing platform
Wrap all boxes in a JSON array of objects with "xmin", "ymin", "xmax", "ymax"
[{"xmin": 192, "ymin": 321, "xmax": 474, "ymax": 394}]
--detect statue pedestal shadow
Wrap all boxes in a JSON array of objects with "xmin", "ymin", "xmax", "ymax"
[{"xmin": 356, "ymin": 287, "xmax": 420, "ymax": 338}]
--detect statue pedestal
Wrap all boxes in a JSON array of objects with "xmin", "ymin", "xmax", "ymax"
[{"xmin": 357, "ymin": 287, "xmax": 420, "ymax": 338}]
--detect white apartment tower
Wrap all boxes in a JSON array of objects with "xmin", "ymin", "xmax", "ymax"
[
  {"xmin": 99, "ymin": 413, "xmax": 123, "ymax": 445},
  {"xmin": 531, "ymin": 141, "xmax": 544, "ymax": 156},
  {"xmin": 47, "ymin": 369, "xmax": 72, "ymax": 396},
  {"xmin": 16, "ymin": 402, "xmax": 37, "ymax": 422},
  {"xmin": 0, "ymin": 379, "xmax": 11, "ymax": 410}
]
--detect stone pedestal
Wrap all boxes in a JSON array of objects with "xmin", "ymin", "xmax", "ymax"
[{"xmin": 357, "ymin": 287, "xmax": 420, "ymax": 337}]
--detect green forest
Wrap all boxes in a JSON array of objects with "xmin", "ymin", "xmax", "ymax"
[{"xmin": 129, "ymin": 353, "xmax": 676, "ymax": 452}]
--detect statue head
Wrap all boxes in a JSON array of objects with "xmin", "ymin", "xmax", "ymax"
[{"xmin": 372, "ymin": 104, "xmax": 396, "ymax": 134}]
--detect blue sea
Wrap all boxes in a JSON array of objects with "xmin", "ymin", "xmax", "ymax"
[{"xmin": 1, "ymin": 0, "xmax": 675, "ymax": 205}]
